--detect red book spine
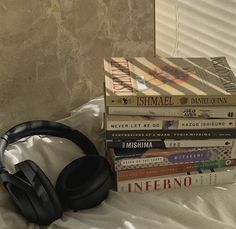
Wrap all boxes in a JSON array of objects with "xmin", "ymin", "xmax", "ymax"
[{"xmin": 117, "ymin": 163, "xmax": 195, "ymax": 181}]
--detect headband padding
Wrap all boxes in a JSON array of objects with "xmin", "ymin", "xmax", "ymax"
[
  {"xmin": 0, "ymin": 120, "xmax": 99, "ymax": 170},
  {"xmin": 15, "ymin": 160, "xmax": 63, "ymax": 221},
  {"xmin": 55, "ymin": 155, "xmax": 112, "ymax": 210}
]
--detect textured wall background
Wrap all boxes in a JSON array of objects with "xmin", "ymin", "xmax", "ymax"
[{"xmin": 0, "ymin": 0, "xmax": 154, "ymax": 132}]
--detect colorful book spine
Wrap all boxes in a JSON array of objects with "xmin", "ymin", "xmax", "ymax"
[
  {"xmin": 108, "ymin": 146, "xmax": 236, "ymax": 171},
  {"xmin": 105, "ymin": 139, "xmax": 234, "ymax": 149},
  {"xmin": 105, "ymin": 116, "xmax": 236, "ymax": 131},
  {"xmin": 107, "ymin": 106, "xmax": 236, "ymax": 118},
  {"xmin": 105, "ymin": 129, "xmax": 236, "ymax": 140},
  {"xmin": 117, "ymin": 166, "xmax": 236, "ymax": 192},
  {"xmin": 116, "ymin": 159, "xmax": 236, "ymax": 181}
]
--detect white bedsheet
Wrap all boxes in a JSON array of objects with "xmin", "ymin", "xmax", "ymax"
[{"xmin": 1, "ymin": 97, "xmax": 236, "ymax": 229}]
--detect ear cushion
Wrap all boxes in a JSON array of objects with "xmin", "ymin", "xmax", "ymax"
[
  {"xmin": 15, "ymin": 160, "xmax": 63, "ymax": 220},
  {"xmin": 5, "ymin": 182, "xmax": 38, "ymax": 223},
  {"xmin": 1, "ymin": 170, "xmax": 45, "ymax": 224},
  {"xmin": 55, "ymin": 155, "xmax": 112, "ymax": 210}
]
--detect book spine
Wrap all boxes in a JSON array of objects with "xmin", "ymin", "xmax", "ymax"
[
  {"xmin": 108, "ymin": 106, "xmax": 236, "ymax": 118},
  {"xmin": 112, "ymin": 146, "xmax": 236, "ymax": 170},
  {"xmin": 117, "ymin": 159, "xmax": 236, "ymax": 181},
  {"xmin": 105, "ymin": 129, "xmax": 236, "ymax": 140},
  {"xmin": 117, "ymin": 167, "xmax": 236, "ymax": 192},
  {"xmin": 106, "ymin": 118, "xmax": 236, "ymax": 131},
  {"xmin": 106, "ymin": 95, "xmax": 236, "ymax": 107},
  {"xmin": 105, "ymin": 139, "xmax": 234, "ymax": 149}
]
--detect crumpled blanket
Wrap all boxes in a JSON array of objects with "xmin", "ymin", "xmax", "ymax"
[{"xmin": 1, "ymin": 96, "xmax": 236, "ymax": 229}]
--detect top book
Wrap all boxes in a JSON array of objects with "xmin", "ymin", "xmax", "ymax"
[{"xmin": 104, "ymin": 57, "xmax": 236, "ymax": 107}]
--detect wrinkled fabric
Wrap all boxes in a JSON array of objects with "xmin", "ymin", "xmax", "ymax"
[{"xmin": 0, "ymin": 96, "xmax": 236, "ymax": 229}]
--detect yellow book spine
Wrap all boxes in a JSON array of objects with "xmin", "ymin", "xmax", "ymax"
[{"xmin": 106, "ymin": 94, "xmax": 236, "ymax": 107}]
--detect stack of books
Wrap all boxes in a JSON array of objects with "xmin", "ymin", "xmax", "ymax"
[{"xmin": 103, "ymin": 56, "xmax": 236, "ymax": 192}]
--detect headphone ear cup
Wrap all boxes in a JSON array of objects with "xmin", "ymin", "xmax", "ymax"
[
  {"xmin": 55, "ymin": 155, "xmax": 112, "ymax": 210},
  {"xmin": 3, "ymin": 175, "xmax": 39, "ymax": 223},
  {"xmin": 14, "ymin": 160, "xmax": 63, "ymax": 225}
]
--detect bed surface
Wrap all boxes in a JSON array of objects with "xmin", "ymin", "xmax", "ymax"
[{"xmin": 1, "ymin": 97, "xmax": 236, "ymax": 229}]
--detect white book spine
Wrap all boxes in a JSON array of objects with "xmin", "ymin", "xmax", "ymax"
[
  {"xmin": 106, "ymin": 118, "xmax": 236, "ymax": 130},
  {"xmin": 117, "ymin": 167, "xmax": 236, "ymax": 192},
  {"xmin": 108, "ymin": 106, "xmax": 236, "ymax": 118},
  {"xmin": 163, "ymin": 139, "xmax": 234, "ymax": 148}
]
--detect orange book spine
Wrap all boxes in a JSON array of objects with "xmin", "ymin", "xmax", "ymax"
[
  {"xmin": 116, "ymin": 159, "xmax": 236, "ymax": 181},
  {"xmin": 117, "ymin": 163, "xmax": 195, "ymax": 181}
]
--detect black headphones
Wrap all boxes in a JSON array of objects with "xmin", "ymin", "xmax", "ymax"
[{"xmin": 0, "ymin": 120, "xmax": 112, "ymax": 226}]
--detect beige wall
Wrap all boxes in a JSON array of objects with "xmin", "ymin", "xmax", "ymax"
[{"xmin": 0, "ymin": 0, "xmax": 154, "ymax": 132}]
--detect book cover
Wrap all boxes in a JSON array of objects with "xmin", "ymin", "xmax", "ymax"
[
  {"xmin": 104, "ymin": 57, "xmax": 236, "ymax": 107},
  {"xmin": 108, "ymin": 145, "xmax": 236, "ymax": 171},
  {"xmin": 116, "ymin": 159, "xmax": 236, "ymax": 181},
  {"xmin": 107, "ymin": 105, "xmax": 236, "ymax": 118},
  {"xmin": 105, "ymin": 114, "xmax": 236, "ymax": 131},
  {"xmin": 105, "ymin": 139, "xmax": 235, "ymax": 149},
  {"xmin": 117, "ymin": 166, "xmax": 236, "ymax": 192}
]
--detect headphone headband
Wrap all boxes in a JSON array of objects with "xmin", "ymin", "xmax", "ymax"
[{"xmin": 0, "ymin": 120, "xmax": 99, "ymax": 171}]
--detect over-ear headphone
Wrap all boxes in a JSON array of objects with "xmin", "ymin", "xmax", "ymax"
[{"xmin": 0, "ymin": 120, "xmax": 112, "ymax": 226}]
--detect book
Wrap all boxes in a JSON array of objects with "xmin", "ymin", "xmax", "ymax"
[
  {"xmin": 117, "ymin": 166, "xmax": 236, "ymax": 192},
  {"xmin": 105, "ymin": 139, "xmax": 235, "ymax": 149},
  {"xmin": 108, "ymin": 146, "xmax": 236, "ymax": 171},
  {"xmin": 107, "ymin": 105, "xmax": 236, "ymax": 118},
  {"xmin": 105, "ymin": 114, "xmax": 236, "ymax": 130},
  {"xmin": 104, "ymin": 56, "xmax": 236, "ymax": 107},
  {"xmin": 116, "ymin": 159, "xmax": 236, "ymax": 181},
  {"xmin": 105, "ymin": 129, "xmax": 236, "ymax": 141}
]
